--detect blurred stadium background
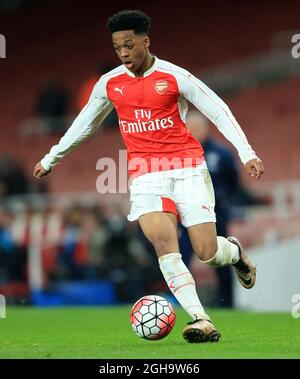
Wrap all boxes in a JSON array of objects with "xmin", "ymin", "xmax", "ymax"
[{"xmin": 0, "ymin": 0, "xmax": 299, "ymax": 314}]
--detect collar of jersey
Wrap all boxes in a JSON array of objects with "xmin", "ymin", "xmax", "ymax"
[{"xmin": 124, "ymin": 55, "xmax": 159, "ymax": 78}]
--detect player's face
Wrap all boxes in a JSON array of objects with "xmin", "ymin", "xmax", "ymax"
[{"xmin": 112, "ymin": 30, "xmax": 150, "ymax": 74}]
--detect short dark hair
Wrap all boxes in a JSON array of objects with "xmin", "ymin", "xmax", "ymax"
[{"xmin": 106, "ymin": 10, "xmax": 151, "ymax": 35}]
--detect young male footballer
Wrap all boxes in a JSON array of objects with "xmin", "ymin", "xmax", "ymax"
[{"xmin": 33, "ymin": 10, "xmax": 264, "ymax": 343}]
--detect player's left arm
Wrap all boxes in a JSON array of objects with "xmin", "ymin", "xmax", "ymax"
[{"xmin": 177, "ymin": 71, "xmax": 264, "ymax": 179}]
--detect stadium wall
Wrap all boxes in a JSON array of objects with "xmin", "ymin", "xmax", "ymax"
[{"xmin": 234, "ymin": 237, "xmax": 300, "ymax": 312}]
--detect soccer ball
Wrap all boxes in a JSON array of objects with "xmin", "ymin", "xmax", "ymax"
[{"xmin": 130, "ymin": 295, "xmax": 176, "ymax": 340}]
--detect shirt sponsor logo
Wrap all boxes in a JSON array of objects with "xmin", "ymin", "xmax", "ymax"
[
  {"xmin": 119, "ymin": 109, "xmax": 174, "ymax": 133},
  {"xmin": 120, "ymin": 117, "xmax": 174, "ymax": 133}
]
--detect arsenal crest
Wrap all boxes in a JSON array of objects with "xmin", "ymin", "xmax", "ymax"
[{"xmin": 154, "ymin": 80, "xmax": 168, "ymax": 94}]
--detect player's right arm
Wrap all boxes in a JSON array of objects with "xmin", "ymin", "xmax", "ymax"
[{"xmin": 33, "ymin": 77, "xmax": 114, "ymax": 178}]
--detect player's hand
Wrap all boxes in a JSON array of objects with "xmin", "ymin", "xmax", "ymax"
[
  {"xmin": 33, "ymin": 162, "xmax": 51, "ymax": 178},
  {"xmin": 245, "ymin": 157, "xmax": 264, "ymax": 179}
]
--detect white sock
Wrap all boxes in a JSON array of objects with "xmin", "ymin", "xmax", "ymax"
[
  {"xmin": 159, "ymin": 252, "xmax": 210, "ymax": 321},
  {"xmin": 203, "ymin": 236, "xmax": 240, "ymax": 267}
]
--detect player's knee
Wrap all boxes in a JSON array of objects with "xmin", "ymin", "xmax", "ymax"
[
  {"xmin": 195, "ymin": 240, "xmax": 218, "ymax": 262},
  {"xmin": 150, "ymin": 231, "xmax": 174, "ymax": 254}
]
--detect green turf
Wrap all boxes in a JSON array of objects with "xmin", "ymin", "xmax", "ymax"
[{"xmin": 0, "ymin": 306, "xmax": 299, "ymax": 358}]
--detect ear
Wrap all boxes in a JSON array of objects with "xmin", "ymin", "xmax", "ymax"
[{"xmin": 144, "ymin": 36, "xmax": 150, "ymax": 48}]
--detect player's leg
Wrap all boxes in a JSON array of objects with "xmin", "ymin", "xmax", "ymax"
[
  {"xmin": 138, "ymin": 211, "xmax": 179, "ymax": 257},
  {"xmin": 175, "ymin": 162, "xmax": 253, "ymax": 341},
  {"xmin": 176, "ymin": 223, "xmax": 221, "ymax": 342},
  {"xmin": 177, "ymin": 162, "xmax": 256, "ymax": 289},
  {"xmin": 138, "ymin": 211, "xmax": 215, "ymax": 330},
  {"xmin": 188, "ymin": 222, "xmax": 237, "ymax": 264},
  {"xmin": 182, "ymin": 223, "xmax": 256, "ymax": 342},
  {"xmin": 187, "ymin": 222, "xmax": 256, "ymax": 289},
  {"xmin": 129, "ymin": 169, "xmax": 219, "ymax": 342}
]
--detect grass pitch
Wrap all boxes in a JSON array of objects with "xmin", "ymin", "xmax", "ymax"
[{"xmin": 0, "ymin": 306, "xmax": 299, "ymax": 359}]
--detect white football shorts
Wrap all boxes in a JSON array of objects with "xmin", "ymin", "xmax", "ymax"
[{"xmin": 127, "ymin": 161, "xmax": 216, "ymax": 227}]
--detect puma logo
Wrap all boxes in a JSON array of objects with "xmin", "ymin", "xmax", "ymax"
[
  {"xmin": 202, "ymin": 205, "xmax": 212, "ymax": 213},
  {"xmin": 114, "ymin": 86, "xmax": 124, "ymax": 95}
]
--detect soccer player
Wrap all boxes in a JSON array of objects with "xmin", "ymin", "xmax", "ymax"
[{"xmin": 33, "ymin": 10, "xmax": 264, "ymax": 343}]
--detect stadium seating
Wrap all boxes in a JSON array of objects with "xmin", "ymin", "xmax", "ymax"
[{"xmin": 1, "ymin": 0, "xmax": 299, "ymax": 192}]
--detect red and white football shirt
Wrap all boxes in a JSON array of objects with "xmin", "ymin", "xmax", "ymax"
[{"xmin": 41, "ymin": 57, "xmax": 257, "ymax": 177}]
